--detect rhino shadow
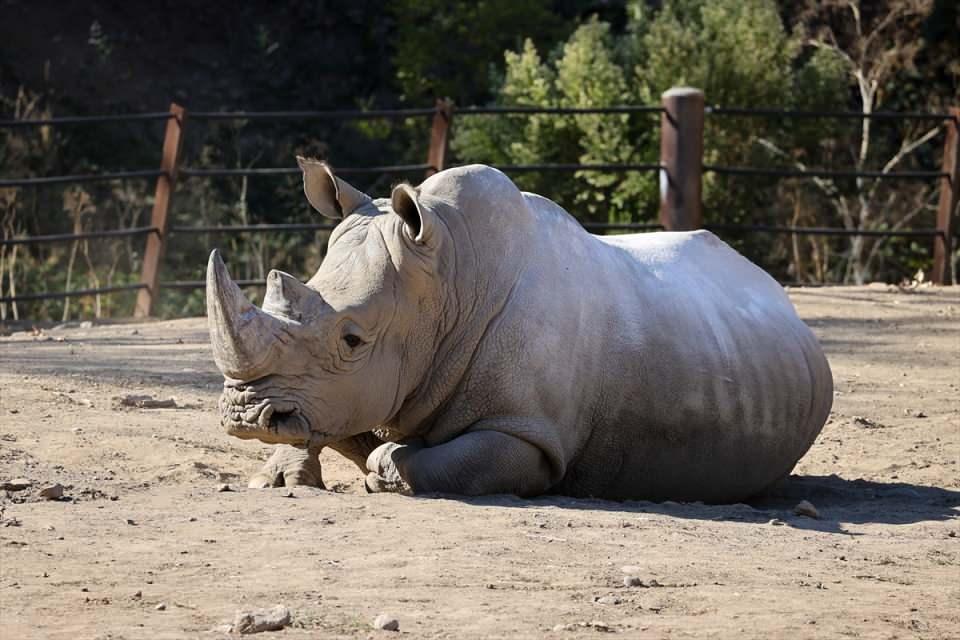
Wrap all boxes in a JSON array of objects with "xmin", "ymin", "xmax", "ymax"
[{"xmin": 427, "ymin": 474, "xmax": 959, "ymax": 533}]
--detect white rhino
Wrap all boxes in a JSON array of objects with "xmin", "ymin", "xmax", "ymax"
[{"xmin": 207, "ymin": 158, "xmax": 832, "ymax": 502}]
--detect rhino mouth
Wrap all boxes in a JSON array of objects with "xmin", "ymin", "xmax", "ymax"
[{"xmin": 219, "ymin": 395, "xmax": 313, "ymax": 446}]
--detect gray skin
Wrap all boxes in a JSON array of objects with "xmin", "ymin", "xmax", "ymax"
[{"xmin": 207, "ymin": 159, "xmax": 833, "ymax": 502}]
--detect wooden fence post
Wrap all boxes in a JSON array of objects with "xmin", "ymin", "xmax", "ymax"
[
  {"xmin": 426, "ymin": 98, "xmax": 453, "ymax": 178},
  {"xmin": 932, "ymin": 107, "xmax": 958, "ymax": 286},
  {"xmin": 134, "ymin": 103, "xmax": 185, "ymax": 318},
  {"xmin": 659, "ymin": 87, "xmax": 704, "ymax": 231}
]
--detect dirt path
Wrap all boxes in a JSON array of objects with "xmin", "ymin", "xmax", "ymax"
[{"xmin": 1, "ymin": 286, "xmax": 958, "ymax": 639}]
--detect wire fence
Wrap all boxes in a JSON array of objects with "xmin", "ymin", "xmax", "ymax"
[{"xmin": 0, "ymin": 96, "xmax": 956, "ymax": 313}]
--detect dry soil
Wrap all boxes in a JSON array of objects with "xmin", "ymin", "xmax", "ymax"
[{"xmin": 1, "ymin": 285, "xmax": 958, "ymax": 639}]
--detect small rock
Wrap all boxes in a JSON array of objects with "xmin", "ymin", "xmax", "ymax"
[
  {"xmin": 132, "ymin": 590, "xmax": 142, "ymax": 600},
  {"xmin": 233, "ymin": 605, "xmax": 291, "ymax": 634},
  {"xmin": 623, "ymin": 576, "xmax": 643, "ymax": 587},
  {"xmin": 2, "ymin": 478, "xmax": 31, "ymax": 491},
  {"xmin": 594, "ymin": 595, "xmax": 621, "ymax": 605},
  {"xmin": 372, "ymin": 613, "xmax": 399, "ymax": 631},
  {"xmin": 71, "ymin": 427, "xmax": 83, "ymax": 434},
  {"xmin": 39, "ymin": 484, "xmax": 64, "ymax": 500},
  {"xmin": 794, "ymin": 500, "xmax": 820, "ymax": 519},
  {"xmin": 155, "ymin": 602, "xmax": 167, "ymax": 611},
  {"xmin": 282, "ymin": 490, "xmax": 295, "ymax": 498},
  {"xmin": 126, "ymin": 519, "xmax": 137, "ymax": 526},
  {"xmin": 209, "ymin": 624, "xmax": 234, "ymax": 634},
  {"xmin": 768, "ymin": 518, "xmax": 786, "ymax": 526},
  {"xmin": 217, "ymin": 484, "xmax": 233, "ymax": 493}
]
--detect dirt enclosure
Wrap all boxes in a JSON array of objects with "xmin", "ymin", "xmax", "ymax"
[{"xmin": 0, "ymin": 286, "xmax": 958, "ymax": 639}]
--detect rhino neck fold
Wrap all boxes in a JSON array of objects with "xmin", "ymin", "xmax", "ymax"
[{"xmin": 384, "ymin": 187, "xmax": 532, "ymax": 440}]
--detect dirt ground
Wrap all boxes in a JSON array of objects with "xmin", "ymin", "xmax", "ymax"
[{"xmin": 0, "ymin": 285, "xmax": 957, "ymax": 639}]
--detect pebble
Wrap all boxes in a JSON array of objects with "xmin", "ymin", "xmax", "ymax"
[
  {"xmin": 768, "ymin": 518, "xmax": 786, "ymax": 526},
  {"xmin": 594, "ymin": 595, "xmax": 621, "ymax": 605},
  {"xmin": 2, "ymin": 478, "xmax": 31, "ymax": 491},
  {"xmin": 623, "ymin": 576, "xmax": 643, "ymax": 587},
  {"xmin": 39, "ymin": 484, "xmax": 64, "ymax": 500},
  {"xmin": 794, "ymin": 500, "xmax": 820, "ymax": 519},
  {"xmin": 372, "ymin": 613, "xmax": 400, "ymax": 631},
  {"xmin": 217, "ymin": 484, "xmax": 233, "ymax": 493},
  {"xmin": 233, "ymin": 605, "xmax": 291, "ymax": 634},
  {"xmin": 155, "ymin": 602, "xmax": 167, "ymax": 611}
]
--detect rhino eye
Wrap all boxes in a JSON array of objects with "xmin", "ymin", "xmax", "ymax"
[{"xmin": 343, "ymin": 334, "xmax": 364, "ymax": 349}]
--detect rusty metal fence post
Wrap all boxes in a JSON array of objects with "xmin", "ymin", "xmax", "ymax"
[
  {"xmin": 659, "ymin": 87, "xmax": 704, "ymax": 231},
  {"xmin": 932, "ymin": 108, "xmax": 958, "ymax": 285},
  {"xmin": 134, "ymin": 103, "xmax": 185, "ymax": 318},
  {"xmin": 426, "ymin": 98, "xmax": 453, "ymax": 178}
]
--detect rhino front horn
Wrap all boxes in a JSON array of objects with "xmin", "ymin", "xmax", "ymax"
[{"xmin": 206, "ymin": 249, "xmax": 286, "ymax": 381}]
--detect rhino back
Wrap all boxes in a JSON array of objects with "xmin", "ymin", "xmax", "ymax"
[{"xmin": 407, "ymin": 170, "xmax": 830, "ymax": 502}]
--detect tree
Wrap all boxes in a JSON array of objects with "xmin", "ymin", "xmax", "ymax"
[{"xmin": 786, "ymin": 0, "xmax": 943, "ymax": 283}]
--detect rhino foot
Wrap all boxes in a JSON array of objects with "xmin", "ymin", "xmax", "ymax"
[
  {"xmin": 248, "ymin": 445, "xmax": 325, "ymax": 489},
  {"xmin": 364, "ymin": 441, "xmax": 420, "ymax": 495}
]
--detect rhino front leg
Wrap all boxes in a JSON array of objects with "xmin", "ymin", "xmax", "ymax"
[
  {"xmin": 248, "ymin": 445, "xmax": 324, "ymax": 489},
  {"xmin": 365, "ymin": 424, "xmax": 563, "ymax": 497}
]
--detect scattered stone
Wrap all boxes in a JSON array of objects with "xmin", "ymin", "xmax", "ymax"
[
  {"xmin": 282, "ymin": 490, "xmax": 295, "ymax": 498},
  {"xmin": 114, "ymin": 394, "xmax": 178, "ymax": 409},
  {"xmin": 217, "ymin": 484, "xmax": 233, "ymax": 493},
  {"xmin": 131, "ymin": 329, "xmax": 140, "ymax": 335},
  {"xmin": 372, "ymin": 613, "xmax": 399, "ymax": 631},
  {"xmin": 71, "ymin": 427, "xmax": 83, "ymax": 434},
  {"xmin": 594, "ymin": 595, "xmax": 621, "ymax": 605},
  {"xmin": 9, "ymin": 409, "xmax": 17, "ymax": 414},
  {"xmin": 155, "ymin": 602, "xmax": 167, "ymax": 611},
  {"xmin": 39, "ymin": 484, "xmax": 64, "ymax": 500},
  {"xmin": 126, "ymin": 519, "xmax": 137, "ymax": 526},
  {"xmin": 768, "ymin": 518, "xmax": 786, "ymax": 526},
  {"xmin": 623, "ymin": 576, "xmax": 643, "ymax": 587},
  {"xmin": 852, "ymin": 416, "xmax": 884, "ymax": 429},
  {"xmin": 2, "ymin": 479, "xmax": 31, "ymax": 492},
  {"xmin": 794, "ymin": 500, "xmax": 820, "ymax": 519},
  {"xmin": 553, "ymin": 621, "xmax": 613, "ymax": 633},
  {"xmin": 904, "ymin": 409, "xmax": 928, "ymax": 418},
  {"xmin": 233, "ymin": 605, "xmax": 291, "ymax": 634},
  {"xmin": 132, "ymin": 590, "xmax": 142, "ymax": 600}
]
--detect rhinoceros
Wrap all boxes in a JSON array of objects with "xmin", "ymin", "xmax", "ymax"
[{"xmin": 206, "ymin": 158, "xmax": 832, "ymax": 502}]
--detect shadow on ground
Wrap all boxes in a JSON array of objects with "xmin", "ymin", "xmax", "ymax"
[{"xmin": 432, "ymin": 474, "xmax": 959, "ymax": 533}]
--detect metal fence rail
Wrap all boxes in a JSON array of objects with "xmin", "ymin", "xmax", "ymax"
[
  {"xmin": 0, "ymin": 169, "xmax": 166, "ymax": 188},
  {"xmin": 703, "ymin": 165, "xmax": 948, "ymax": 181},
  {"xmin": 0, "ymin": 283, "xmax": 146, "ymax": 304},
  {"xmin": 0, "ymin": 112, "xmax": 174, "ymax": 128},
  {"xmin": 0, "ymin": 227, "xmax": 158, "ymax": 247},
  {"xmin": 706, "ymin": 106, "xmax": 958, "ymax": 123},
  {"xmin": 0, "ymin": 95, "xmax": 956, "ymax": 312}
]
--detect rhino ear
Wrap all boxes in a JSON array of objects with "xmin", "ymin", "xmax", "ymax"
[
  {"xmin": 297, "ymin": 156, "xmax": 373, "ymax": 220},
  {"xmin": 391, "ymin": 183, "xmax": 436, "ymax": 246}
]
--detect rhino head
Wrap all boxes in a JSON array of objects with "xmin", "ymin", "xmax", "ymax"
[{"xmin": 207, "ymin": 157, "xmax": 447, "ymax": 449}]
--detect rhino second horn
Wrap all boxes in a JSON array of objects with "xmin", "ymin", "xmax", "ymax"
[
  {"xmin": 262, "ymin": 269, "xmax": 326, "ymax": 321},
  {"xmin": 206, "ymin": 249, "xmax": 286, "ymax": 380}
]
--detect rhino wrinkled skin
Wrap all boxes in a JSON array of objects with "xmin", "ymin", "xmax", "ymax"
[{"xmin": 206, "ymin": 158, "xmax": 832, "ymax": 502}]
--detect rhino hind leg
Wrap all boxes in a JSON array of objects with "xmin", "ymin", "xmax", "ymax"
[
  {"xmin": 365, "ymin": 426, "xmax": 560, "ymax": 497},
  {"xmin": 248, "ymin": 444, "xmax": 325, "ymax": 489}
]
